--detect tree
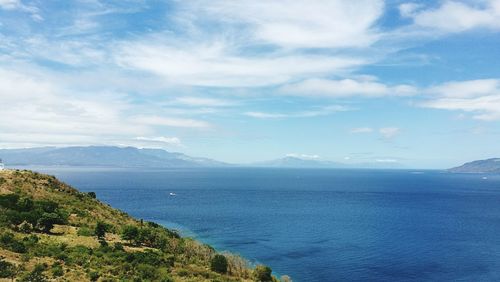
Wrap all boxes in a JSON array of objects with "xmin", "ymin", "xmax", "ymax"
[
  {"xmin": 87, "ymin": 192, "xmax": 96, "ymax": 199},
  {"xmin": 94, "ymin": 222, "xmax": 107, "ymax": 240},
  {"xmin": 0, "ymin": 256, "xmax": 16, "ymax": 279},
  {"xmin": 17, "ymin": 197, "xmax": 34, "ymax": 211},
  {"xmin": 210, "ymin": 254, "xmax": 228, "ymax": 274},
  {"xmin": 254, "ymin": 265, "xmax": 273, "ymax": 282},
  {"xmin": 19, "ymin": 264, "xmax": 48, "ymax": 282},
  {"xmin": 121, "ymin": 225, "xmax": 139, "ymax": 244},
  {"xmin": 36, "ymin": 200, "xmax": 58, "ymax": 213},
  {"xmin": 37, "ymin": 213, "xmax": 61, "ymax": 233}
]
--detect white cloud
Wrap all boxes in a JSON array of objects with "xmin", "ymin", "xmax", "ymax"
[
  {"xmin": 427, "ymin": 79, "xmax": 500, "ymax": 98},
  {"xmin": 186, "ymin": 0, "xmax": 384, "ymax": 48},
  {"xmin": 350, "ymin": 127, "xmax": 374, "ymax": 133},
  {"xmin": 420, "ymin": 79, "xmax": 500, "ymax": 121},
  {"xmin": 244, "ymin": 105, "xmax": 350, "ymax": 119},
  {"xmin": 0, "ymin": 0, "xmax": 42, "ymax": 21},
  {"xmin": 280, "ymin": 78, "xmax": 417, "ymax": 98},
  {"xmin": 286, "ymin": 153, "xmax": 320, "ymax": 160},
  {"xmin": 379, "ymin": 127, "xmax": 400, "ymax": 139},
  {"xmin": 0, "ymin": 0, "xmax": 19, "ymax": 9},
  {"xmin": 171, "ymin": 97, "xmax": 235, "ymax": 107},
  {"xmin": 400, "ymin": 0, "xmax": 500, "ymax": 32},
  {"xmin": 244, "ymin": 112, "xmax": 288, "ymax": 119},
  {"xmin": 399, "ymin": 3, "xmax": 423, "ymax": 18},
  {"xmin": 135, "ymin": 136, "xmax": 182, "ymax": 146},
  {"xmin": 112, "ymin": 0, "xmax": 386, "ymax": 88},
  {"xmin": 350, "ymin": 127, "xmax": 401, "ymax": 139},
  {"xmin": 376, "ymin": 158, "xmax": 398, "ymax": 163},
  {"xmin": 132, "ymin": 115, "xmax": 211, "ymax": 128},
  {"xmin": 0, "ymin": 67, "xmax": 211, "ymax": 148},
  {"xmin": 115, "ymin": 40, "xmax": 365, "ymax": 87}
]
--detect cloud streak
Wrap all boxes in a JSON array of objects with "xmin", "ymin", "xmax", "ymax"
[
  {"xmin": 244, "ymin": 105, "xmax": 350, "ymax": 119},
  {"xmin": 420, "ymin": 79, "xmax": 500, "ymax": 121},
  {"xmin": 184, "ymin": 0, "xmax": 384, "ymax": 49},
  {"xmin": 280, "ymin": 78, "xmax": 417, "ymax": 98},
  {"xmin": 400, "ymin": 0, "xmax": 500, "ymax": 33}
]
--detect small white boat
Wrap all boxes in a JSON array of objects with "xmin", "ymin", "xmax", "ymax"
[
  {"xmin": 482, "ymin": 177, "xmax": 488, "ymax": 180},
  {"xmin": 169, "ymin": 192, "xmax": 176, "ymax": 196}
]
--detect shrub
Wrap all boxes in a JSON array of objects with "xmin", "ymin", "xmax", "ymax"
[
  {"xmin": 94, "ymin": 221, "xmax": 108, "ymax": 240},
  {"xmin": 0, "ymin": 232, "xmax": 27, "ymax": 253},
  {"xmin": 114, "ymin": 242, "xmax": 124, "ymax": 251},
  {"xmin": 19, "ymin": 264, "xmax": 48, "ymax": 282},
  {"xmin": 51, "ymin": 262, "xmax": 64, "ymax": 277},
  {"xmin": 18, "ymin": 221, "xmax": 33, "ymax": 233},
  {"xmin": 89, "ymin": 271, "xmax": 100, "ymax": 282},
  {"xmin": 0, "ymin": 194, "xmax": 20, "ymax": 209},
  {"xmin": 17, "ymin": 197, "xmax": 34, "ymax": 211},
  {"xmin": 137, "ymin": 263, "xmax": 158, "ymax": 280},
  {"xmin": 35, "ymin": 200, "xmax": 59, "ymax": 213},
  {"xmin": 0, "ymin": 257, "xmax": 16, "ymax": 278},
  {"xmin": 210, "ymin": 254, "xmax": 228, "ymax": 274},
  {"xmin": 254, "ymin": 265, "xmax": 273, "ymax": 282},
  {"xmin": 177, "ymin": 268, "xmax": 189, "ymax": 277},
  {"xmin": 77, "ymin": 227, "xmax": 94, "ymax": 236},
  {"xmin": 37, "ymin": 212, "xmax": 63, "ymax": 233},
  {"xmin": 87, "ymin": 192, "xmax": 97, "ymax": 198},
  {"xmin": 121, "ymin": 225, "xmax": 139, "ymax": 244}
]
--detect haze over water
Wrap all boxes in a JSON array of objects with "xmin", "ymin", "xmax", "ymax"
[{"xmin": 40, "ymin": 168, "xmax": 500, "ymax": 282}]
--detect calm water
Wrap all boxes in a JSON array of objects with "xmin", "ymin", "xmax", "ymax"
[{"xmin": 35, "ymin": 168, "xmax": 500, "ymax": 281}]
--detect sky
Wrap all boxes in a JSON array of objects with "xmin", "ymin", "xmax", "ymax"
[{"xmin": 0, "ymin": 0, "xmax": 500, "ymax": 168}]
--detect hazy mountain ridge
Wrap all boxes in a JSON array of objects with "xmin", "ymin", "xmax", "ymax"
[
  {"xmin": 449, "ymin": 158, "xmax": 500, "ymax": 173},
  {"xmin": 251, "ymin": 156, "xmax": 404, "ymax": 169},
  {"xmin": 252, "ymin": 156, "xmax": 348, "ymax": 168},
  {"xmin": 0, "ymin": 146, "xmax": 228, "ymax": 168},
  {"xmin": 0, "ymin": 146, "xmax": 405, "ymax": 169}
]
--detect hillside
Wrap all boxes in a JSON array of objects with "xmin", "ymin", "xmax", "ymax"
[
  {"xmin": 0, "ymin": 147, "xmax": 228, "ymax": 168},
  {"xmin": 448, "ymin": 158, "xmax": 500, "ymax": 173},
  {"xmin": 0, "ymin": 170, "xmax": 282, "ymax": 282}
]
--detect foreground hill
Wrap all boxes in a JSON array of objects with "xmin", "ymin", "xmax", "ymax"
[
  {"xmin": 0, "ymin": 170, "xmax": 283, "ymax": 281},
  {"xmin": 0, "ymin": 146, "xmax": 228, "ymax": 168},
  {"xmin": 448, "ymin": 158, "xmax": 500, "ymax": 173}
]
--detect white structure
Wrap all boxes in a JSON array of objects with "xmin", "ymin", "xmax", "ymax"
[{"xmin": 0, "ymin": 159, "xmax": 4, "ymax": 170}]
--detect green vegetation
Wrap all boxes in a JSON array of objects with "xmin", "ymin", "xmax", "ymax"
[
  {"xmin": 0, "ymin": 256, "xmax": 17, "ymax": 278},
  {"xmin": 211, "ymin": 254, "xmax": 228, "ymax": 274},
  {"xmin": 0, "ymin": 169, "xmax": 285, "ymax": 281},
  {"xmin": 254, "ymin": 265, "xmax": 273, "ymax": 282}
]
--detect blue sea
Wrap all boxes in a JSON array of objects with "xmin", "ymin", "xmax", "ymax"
[{"xmin": 34, "ymin": 168, "xmax": 500, "ymax": 281}]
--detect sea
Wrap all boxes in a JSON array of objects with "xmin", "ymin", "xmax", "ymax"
[{"xmin": 29, "ymin": 167, "xmax": 500, "ymax": 281}]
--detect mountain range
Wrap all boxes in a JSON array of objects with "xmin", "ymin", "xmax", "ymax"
[
  {"xmin": 0, "ymin": 146, "xmax": 227, "ymax": 168},
  {"xmin": 0, "ymin": 146, "xmax": 405, "ymax": 169},
  {"xmin": 252, "ymin": 156, "xmax": 348, "ymax": 168},
  {"xmin": 448, "ymin": 158, "xmax": 500, "ymax": 173}
]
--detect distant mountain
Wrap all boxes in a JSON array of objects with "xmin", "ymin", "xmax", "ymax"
[
  {"xmin": 252, "ymin": 156, "xmax": 348, "ymax": 168},
  {"xmin": 251, "ymin": 156, "xmax": 406, "ymax": 169},
  {"xmin": 449, "ymin": 158, "xmax": 500, "ymax": 173},
  {"xmin": 0, "ymin": 146, "xmax": 229, "ymax": 168}
]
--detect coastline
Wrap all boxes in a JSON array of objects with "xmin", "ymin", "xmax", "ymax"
[{"xmin": 0, "ymin": 169, "xmax": 283, "ymax": 281}]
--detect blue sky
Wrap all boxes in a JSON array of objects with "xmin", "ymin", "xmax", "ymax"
[{"xmin": 1, "ymin": 0, "xmax": 500, "ymax": 168}]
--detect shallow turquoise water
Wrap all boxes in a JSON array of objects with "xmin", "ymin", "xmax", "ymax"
[{"xmin": 39, "ymin": 168, "xmax": 500, "ymax": 281}]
